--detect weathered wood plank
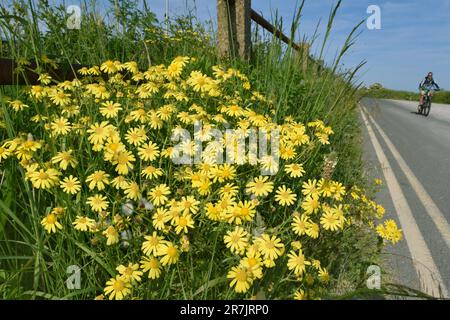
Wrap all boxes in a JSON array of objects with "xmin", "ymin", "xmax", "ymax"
[
  {"xmin": 217, "ymin": 0, "xmax": 234, "ymax": 58},
  {"xmin": 0, "ymin": 58, "xmax": 86, "ymax": 85},
  {"xmin": 235, "ymin": 0, "xmax": 251, "ymax": 60},
  {"xmin": 250, "ymin": 9, "xmax": 300, "ymax": 51},
  {"xmin": 217, "ymin": 0, "xmax": 251, "ymax": 60},
  {"xmin": 250, "ymin": 9, "xmax": 310, "ymax": 71}
]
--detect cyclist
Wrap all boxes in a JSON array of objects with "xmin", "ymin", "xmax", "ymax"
[{"xmin": 419, "ymin": 72, "xmax": 440, "ymax": 107}]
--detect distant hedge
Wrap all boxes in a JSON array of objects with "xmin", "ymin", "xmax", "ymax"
[{"xmin": 360, "ymin": 85, "xmax": 450, "ymax": 105}]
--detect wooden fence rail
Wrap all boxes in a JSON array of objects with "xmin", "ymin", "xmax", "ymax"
[
  {"xmin": 0, "ymin": 58, "xmax": 86, "ymax": 85},
  {"xmin": 250, "ymin": 9, "xmax": 302, "ymax": 52}
]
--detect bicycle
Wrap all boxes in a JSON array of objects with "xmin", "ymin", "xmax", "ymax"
[{"xmin": 418, "ymin": 88, "xmax": 440, "ymax": 117}]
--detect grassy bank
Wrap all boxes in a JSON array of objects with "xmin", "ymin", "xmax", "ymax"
[
  {"xmin": 360, "ymin": 85, "xmax": 450, "ymax": 104},
  {"xmin": 0, "ymin": 0, "xmax": 401, "ymax": 300}
]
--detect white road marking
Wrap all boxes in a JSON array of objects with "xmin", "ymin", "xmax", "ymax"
[
  {"xmin": 365, "ymin": 109, "xmax": 450, "ymax": 250},
  {"xmin": 360, "ymin": 108, "xmax": 447, "ymax": 298}
]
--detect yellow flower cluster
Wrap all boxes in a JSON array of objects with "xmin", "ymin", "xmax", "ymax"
[
  {"xmin": 376, "ymin": 219, "xmax": 403, "ymax": 244},
  {"xmin": 0, "ymin": 56, "xmax": 401, "ymax": 300}
]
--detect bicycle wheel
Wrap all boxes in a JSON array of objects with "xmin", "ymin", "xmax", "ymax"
[{"xmin": 423, "ymin": 102, "xmax": 431, "ymax": 116}]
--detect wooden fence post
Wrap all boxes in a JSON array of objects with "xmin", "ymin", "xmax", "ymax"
[
  {"xmin": 302, "ymin": 43, "xmax": 310, "ymax": 73},
  {"xmin": 235, "ymin": 0, "xmax": 251, "ymax": 60},
  {"xmin": 217, "ymin": 0, "xmax": 233, "ymax": 58},
  {"xmin": 217, "ymin": 0, "xmax": 251, "ymax": 60}
]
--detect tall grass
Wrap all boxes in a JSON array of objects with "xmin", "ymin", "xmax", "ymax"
[
  {"xmin": 0, "ymin": 0, "xmax": 389, "ymax": 300},
  {"xmin": 248, "ymin": 0, "xmax": 366, "ymax": 186}
]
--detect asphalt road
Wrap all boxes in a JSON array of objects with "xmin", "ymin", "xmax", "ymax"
[{"xmin": 360, "ymin": 98, "xmax": 450, "ymax": 299}]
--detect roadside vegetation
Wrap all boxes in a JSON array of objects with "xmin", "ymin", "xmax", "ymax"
[
  {"xmin": 0, "ymin": 0, "xmax": 402, "ymax": 299},
  {"xmin": 360, "ymin": 83, "xmax": 450, "ymax": 104}
]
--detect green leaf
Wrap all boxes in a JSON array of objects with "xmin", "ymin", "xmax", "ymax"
[
  {"xmin": 0, "ymin": 200, "xmax": 33, "ymax": 238},
  {"xmin": 70, "ymin": 237, "xmax": 115, "ymax": 276},
  {"xmin": 0, "ymin": 14, "xmax": 28, "ymax": 25},
  {"xmin": 193, "ymin": 277, "xmax": 226, "ymax": 297}
]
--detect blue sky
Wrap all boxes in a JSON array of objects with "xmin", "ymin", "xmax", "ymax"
[{"xmin": 19, "ymin": 0, "xmax": 450, "ymax": 91}]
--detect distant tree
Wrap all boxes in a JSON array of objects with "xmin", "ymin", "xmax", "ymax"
[{"xmin": 370, "ymin": 83, "xmax": 383, "ymax": 90}]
